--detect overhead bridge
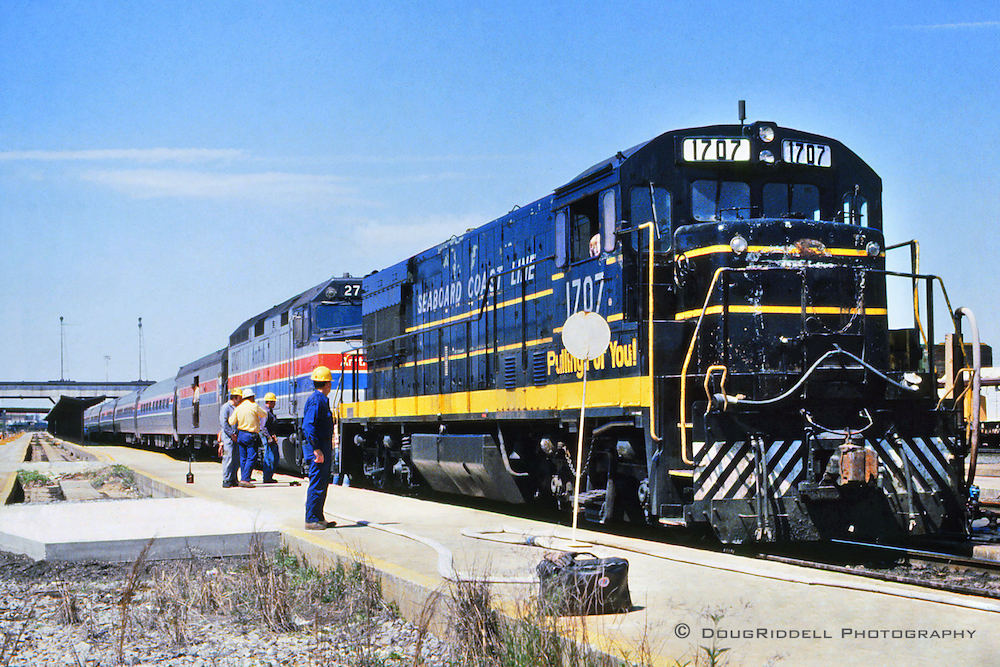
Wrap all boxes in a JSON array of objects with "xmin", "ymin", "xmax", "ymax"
[
  {"xmin": 0, "ymin": 381, "xmax": 152, "ymax": 403},
  {"xmin": 0, "ymin": 381, "xmax": 153, "ymax": 439}
]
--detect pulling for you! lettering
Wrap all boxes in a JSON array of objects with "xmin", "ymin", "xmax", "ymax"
[{"xmin": 547, "ymin": 338, "xmax": 638, "ymax": 378}]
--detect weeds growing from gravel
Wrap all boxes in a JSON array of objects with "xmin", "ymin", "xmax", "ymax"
[
  {"xmin": 3, "ymin": 541, "xmax": 731, "ymax": 667},
  {"xmin": 448, "ymin": 577, "xmax": 625, "ymax": 667},
  {"xmin": 0, "ymin": 598, "xmax": 35, "ymax": 667},
  {"xmin": 117, "ymin": 538, "xmax": 153, "ymax": 664},
  {"xmin": 90, "ymin": 465, "xmax": 137, "ymax": 491},
  {"xmin": 15, "ymin": 469, "xmax": 50, "ymax": 487}
]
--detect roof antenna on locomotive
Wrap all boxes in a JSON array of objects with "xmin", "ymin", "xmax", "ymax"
[{"xmin": 738, "ymin": 100, "xmax": 746, "ymax": 125}]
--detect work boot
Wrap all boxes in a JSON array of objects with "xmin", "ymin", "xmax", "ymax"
[
  {"xmin": 238, "ymin": 481, "xmax": 255, "ymax": 488},
  {"xmin": 305, "ymin": 521, "xmax": 327, "ymax": 530}
]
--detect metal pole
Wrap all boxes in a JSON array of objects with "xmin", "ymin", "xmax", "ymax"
[
  {"xmin": 60, "ymin": 316, "xmax": 65, "ymax": 381},
  {"xmin": 571, "ymin": 362, "xmax": 588, "ymax": 541},
  {"xmin": 138, "ymin": 317, "xmax": 143, "ymax": 382}
]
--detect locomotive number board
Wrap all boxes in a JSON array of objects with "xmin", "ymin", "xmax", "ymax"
[
  {"xmin": 781, "ymin": 140, "xmax": 832, "ymax": 167},
  {"xmin": 682, "ymin": 138, "xmax": 751, "ymax": 163}
]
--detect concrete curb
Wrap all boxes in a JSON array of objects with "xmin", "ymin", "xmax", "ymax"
[
  {"xmin": 1, "ymin": 472, "xmax": 23, "ymax": 505},
  {"xmin": 281, "ymin": 530, "xmax": 449, "ymax": 637},
  {"xmin": 1, "ymin": 436, "xmax": 31, "ymax": 504},
  {"xmin": 60, "ymin": 439, "xmax": 106, "ymax": 462}
]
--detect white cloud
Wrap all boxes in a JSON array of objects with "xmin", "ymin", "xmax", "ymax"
[
  {"xmin": 351, "ymin": 214, "xmax": 487, "ymax": 258},
  {"xmin": 897, "ymin": 21, "xmax": 1000, "ymax": 30},
  {"xmin": 0, "ymin": 148, "xmax": 244, "ymax": 163},
  {"xmin": 80, "ymin": 169, "xmax": 356, "ymax": 201}
]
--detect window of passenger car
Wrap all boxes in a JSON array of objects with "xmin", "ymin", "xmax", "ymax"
[
  {"xmin": 763, "ymin": 183, "xmax": 820, "ymax": 220},
  {"xmin": 692, "ymin": 180, "xmax": 750, "ymax": 221}
]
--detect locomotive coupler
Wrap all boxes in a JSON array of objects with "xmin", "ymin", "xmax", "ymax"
[{"xmin": 823, "ymin": 442, "xmax": 879, "ymax": 487}]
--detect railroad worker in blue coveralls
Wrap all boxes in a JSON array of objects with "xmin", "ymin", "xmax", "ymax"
[
  {"xmin": 228, "ymin": 388, "xmax": 267, "ymax": 487},
  {"xmin": 303, "ymin": 365, "xmax": 337, "ymax": 530},
  {"xmin": 260, "ymin": 392, "xmax": 279, "ymax": 484},
  {"xmin": 218, "ymin": 388, "xmax": 242, "ymax": 488}
]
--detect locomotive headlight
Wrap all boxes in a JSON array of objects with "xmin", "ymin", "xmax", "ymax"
[
  {"xmin": 758, "ymin": 125, "xmax": 775, "ymax": 142},
  {"xmin": 759, "ymin": 150, "xmax": 775, "ymax": 164},
  {"xmin": 865, "ymin": 241, "xmax": 881, "ymax": 257},
  {"xmin": 730, "ymin": 234, "xmax": 748, "ymax": 255}
]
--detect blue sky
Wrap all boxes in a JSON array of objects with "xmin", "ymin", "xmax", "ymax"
[{"xmin": 1, "ymin": 1, "xmax": 998, "ymax": 387}]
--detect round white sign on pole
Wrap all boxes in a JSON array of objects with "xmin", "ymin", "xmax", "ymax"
[
  {"xmin": 562, "ymin": 311, "xmax": 611, "ymax": 361},
  {"xmin": 562, "ymin": 310, "xmax": 611, "ymax": 545}
]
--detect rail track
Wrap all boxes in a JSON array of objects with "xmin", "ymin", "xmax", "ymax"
[
  {"xmin": 754, "ymin": 538, "xmax": 1000, "ymax": 602},
  {"xmin": 27, "ymin": 434, "xmax": 80, "ymax": 463},
  {"xmin": 67, "ymin": 436, "xmax": 1000, "ymax": 604}
]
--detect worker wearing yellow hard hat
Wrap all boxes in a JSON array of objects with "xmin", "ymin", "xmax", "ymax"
[
  {"xmin": 302, "ymin": 364, "xmax": 336, "ymax": 530},
  {"xmin": 219, "ymin": 387, "xmax": 244, "ymax": 488},
  {"xmin": 228, "ymin": 388, "xmax": 267, "ymax": 487},
  {"xmin": 260, "ymin": 392, "xmax": 279, "ymax": 483},
  {"xmin": 311, "ymin": 365, "xmax": 333, "ymax": 382}
]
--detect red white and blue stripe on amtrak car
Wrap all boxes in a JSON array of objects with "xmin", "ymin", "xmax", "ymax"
[
  {"xmin": 176, "ymin": 379, "xmax": 220, "ymax": 409},
  {"xmin": 228, "ymin": 352, "xmax": 367, "ymax": 414}
]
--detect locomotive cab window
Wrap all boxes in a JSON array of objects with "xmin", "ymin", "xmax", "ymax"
[
  {"xmin": 568, "ymin": 195, "xmax": 601, "ymax": 262},
  {"xmin": 555, "ymin": 210, "xmax": 568, "ymax": 267},
  {"xmin": 292, "ymin": 307, "xmax": 309, "ymax": 346},
  {"xmin": 692, "ymin": 180, "xmax": 750, "ymax": 221},
  {"xmin": 315, "ymin": 303, "xmax": 362, "ymax": 335},
  {"xmin": 629, "ymin": 185, "xmax": 671, "ymax": 242},
  {"xmin": 562, "ymin": 189, "xmax": 617, "ymax": 263},
  {"xmin": 763, "ymin": 183, "xmax": 820, "ymax": 220},
  {"xmin": 843, "ymin": 190, "xmax": 868, "ymax": 226},
  {"xmin": 600, "ymin": 190, "xmax": 616, "ymax": 254}
]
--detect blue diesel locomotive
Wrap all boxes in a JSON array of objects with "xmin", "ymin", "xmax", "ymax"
[{"xmin": 341, "ymin": 120, "xmax": 975, "ymax": 544}]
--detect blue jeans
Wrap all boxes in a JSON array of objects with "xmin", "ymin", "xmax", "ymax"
[
  {"xmin": 262, "ymin": 439, "xmax": 278, "ymax": 482},
  {"xmin": 305, "ymin": 449, "xmax": 332, "ymax": 524},
  {"xmin": 236, "ymin": 431, "xmax": 258, "ymax": 482}
]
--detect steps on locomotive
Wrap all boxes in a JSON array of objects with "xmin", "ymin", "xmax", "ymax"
[{"xmin": 574, "ymin": 489, "xmax": 607, "ymax": 522}]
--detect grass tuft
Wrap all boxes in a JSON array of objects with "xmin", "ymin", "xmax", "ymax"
[{"xmin": 16, "ymin": 470, "xmax": 50, "ymax": 487}]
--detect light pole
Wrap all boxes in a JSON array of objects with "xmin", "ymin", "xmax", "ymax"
[
  {"xmin": 60, "ymin": 316, "xmax": 65, "ymax": 381},
  {"xmin": 137, "ymin": 317, "xmax": 146, "ymax": 382},
  {"xmin": 104, "ymin": 356, "xmax": 111, "ymax": 382}
]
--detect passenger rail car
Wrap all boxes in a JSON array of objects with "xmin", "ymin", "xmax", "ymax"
[
  {"xmin": 175, "ymin": 348, "xmax": 226, "ymax": 450},
  {"xmin": 341, "ymin": 121, "xmax": 973, "ymax": 544},
  {"xmin": 114, "ymin": 391, "xmax": 140, "ymax": 440},
  {"xmin": 98, "ymin": 398, "xmax": 118, "ymax": 436},
  {"xmin": 84, "ymin": 275, "xmax": 367, "ymax": 472},
  {"xmin": 133, "ymin": 377, "xmax": 176, "ymax": 448}
]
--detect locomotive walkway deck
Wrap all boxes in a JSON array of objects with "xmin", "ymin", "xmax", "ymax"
[{"xmin": 1, "ymin": 436, "xmax": 997, "ymax": 666}]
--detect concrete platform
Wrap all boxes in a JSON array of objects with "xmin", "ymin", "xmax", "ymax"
[
  {"xmin": 1, "ymin": 437, "xmax": 998, "ymax": 666},
  {"xmin": 0, "ymin": 497, "xmax": 280, "ymax": 561},
  {"xmin": 0, "ymin": 434, "xmax": 279, "ymax": 562},
  {"xmin": 59, "ymin": 479, "xmax": 103, "ymax": 501}
]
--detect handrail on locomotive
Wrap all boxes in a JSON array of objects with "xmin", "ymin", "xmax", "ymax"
[{"xmin": 676, "ymin": 248, "xmax": 983, "ymax": 503}]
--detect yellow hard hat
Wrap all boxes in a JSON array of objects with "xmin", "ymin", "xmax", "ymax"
[
  {"xmin": 264, "ymin": 392, "xmax": 277, "ymax": 402},
  {"xmin": 311, "ymin": 365, "xmax": 333, "ymax": 382},
  {"xmin": 230, "ymin": 388, "xmax": 243, "ymax": 398}
]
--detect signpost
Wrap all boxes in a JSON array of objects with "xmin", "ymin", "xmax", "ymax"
[{"xmin": 561, "ymin": 310, "xmax": 611, "ymax": 542}]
